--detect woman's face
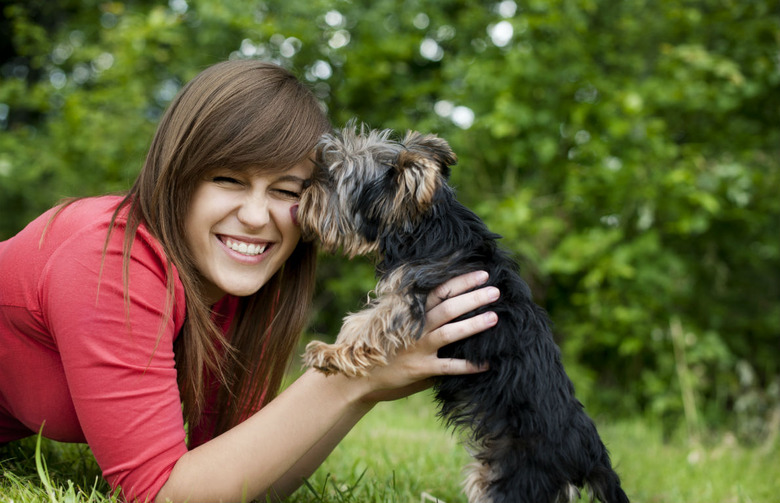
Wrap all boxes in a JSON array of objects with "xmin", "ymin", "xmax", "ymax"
[{"xmin": 184, "ymin": 160, "xmax": 313, "ymax": 304}]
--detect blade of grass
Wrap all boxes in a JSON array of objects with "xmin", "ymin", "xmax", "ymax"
[{"xmin": 35, "ymin": 423, "xmax": 58, "ymax": 503}]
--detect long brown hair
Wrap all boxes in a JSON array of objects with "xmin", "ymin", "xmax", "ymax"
[{"xmin": 115, "ymin": 59, "xmax": 330, "ymax": 435}]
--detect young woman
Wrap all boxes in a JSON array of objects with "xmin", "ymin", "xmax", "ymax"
[{"xmin": 0, "ymin": 59, "xmax": 499, "ymax": 502}]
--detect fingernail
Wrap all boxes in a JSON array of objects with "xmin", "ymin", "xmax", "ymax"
[
  {"xmin": 484, "ymin": 311, "xmax": 498, "ymax": 325},
  {"xmin": 476, "ymin": 271, "xmax": 489, "ymax": 283},
  {"xmin": 487, "ymin": 287, "xmax": 500, "ymax": 302}
]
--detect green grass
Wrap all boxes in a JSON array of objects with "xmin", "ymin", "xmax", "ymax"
[
  {"xmin": 2, "ymin": 391, "xmax": 778, "ymax": 502},
  {"xmin": 0, "ymin": 429, "xmax": 116, "ymax": 503},
  {"xmin": 303, "ymin": 392, "xmax": 780, "ymax": 503}
]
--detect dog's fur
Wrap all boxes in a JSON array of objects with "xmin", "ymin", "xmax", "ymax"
[{"xmin": 298, "ymin": 124, "xmax": 630, "ymax": 503}]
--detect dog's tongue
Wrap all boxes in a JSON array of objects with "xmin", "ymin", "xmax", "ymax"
[{"xmin": 290, "ymin": 204, "xmax": 299, "ymax": 226}]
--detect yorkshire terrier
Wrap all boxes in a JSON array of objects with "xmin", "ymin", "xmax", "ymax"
[{"xmin": 298, "ymin": 124, "xmax": 630, "ymax": 503}]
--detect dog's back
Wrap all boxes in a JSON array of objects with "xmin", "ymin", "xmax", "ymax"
[
  {"xmin": 381, "ymin": 193, "xmax": 629, "ymax": 503},
  {"xmin": 300, "ymin": 124, "xmax": 629, "ymax": 502}
]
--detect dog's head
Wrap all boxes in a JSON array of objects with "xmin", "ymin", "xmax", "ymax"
[{"xmin": 298, "ymin": 122, "xmax": 457, "ymax": 257}]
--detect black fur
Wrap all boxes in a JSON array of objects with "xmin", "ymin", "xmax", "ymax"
[
  {"xmin": 302, "ymin": 126, "xmax": 630, "ymax": 503},
  {"xmin": 375, "ymin": 178, "xmax": 628, "ymax": 503}
]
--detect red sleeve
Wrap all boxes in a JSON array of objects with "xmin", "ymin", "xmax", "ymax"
[{"xmin": 41, "ymin": 221, "xmax": 187, "ymax": 502}]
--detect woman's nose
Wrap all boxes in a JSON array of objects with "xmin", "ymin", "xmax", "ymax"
[{"xmin": 236, "ymin": 193, "xmax": 271, "ymax": 229}]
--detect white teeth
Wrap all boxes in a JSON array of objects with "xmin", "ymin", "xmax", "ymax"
[{"xmin": 225, "ymin": 238, "xmax": 267, "ymax": 256}]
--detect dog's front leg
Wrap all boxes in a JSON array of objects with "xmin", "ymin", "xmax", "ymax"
[{"xmin": 304, "ymin": 290, "xmax": 424, "ymax": 377}]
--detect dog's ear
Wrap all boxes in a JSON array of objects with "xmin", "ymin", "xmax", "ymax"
[
  {"xmin": 387, "ymin": 131, "xmax": 455, "ymax": 220},
  {"xmin": 399, "ymin": 131, "xmax": 457, "ymax": 179}
]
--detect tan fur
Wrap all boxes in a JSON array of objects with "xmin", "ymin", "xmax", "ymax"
[
  {"xmin": 303, "ymin": 266, "xmax": 423, "ymax": 376},
  {"xmin": 390, "ymin": 152, "xmax": 442, "ymax": 230},
  {"xmin": 299, "ymin": 128, "xmax": 448, "ymax": 253},
  {"xmin": 298, "ymin": 176, "xmax": 379, "ymax": 258},
  {"xmin": 463, "ymin": 460, "xmax": 496, "ymax": 503},
  {"xmin": 299, "ymin": 125, "xmax": 628, "ymax": 503}
]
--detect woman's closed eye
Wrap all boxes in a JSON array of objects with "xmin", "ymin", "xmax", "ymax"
[
  {"xmin": 212, "ymin": 176, "xmax": 243, "ymax": 185},
  {"xmin": 273, "ymin": 188, "xmax": 302, "ymax": 200}
]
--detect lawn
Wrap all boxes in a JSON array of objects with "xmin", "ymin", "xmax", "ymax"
[
  {"xmin": 1, "ymin": 389, "xmax": 777, "ymax": 502},
  {"xmin": 303, "ymin": 391, "xmax": 779, "ymax": 503}
]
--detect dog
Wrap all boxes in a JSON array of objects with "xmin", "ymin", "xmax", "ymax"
[{"xmin": 298, "ymin": 123, "xmax": 630, "ymax": 503}]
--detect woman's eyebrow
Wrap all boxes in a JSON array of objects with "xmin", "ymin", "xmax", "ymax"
[{"xmin": 275, "ymin": 174, "xmax": 309, "ymax": 185}]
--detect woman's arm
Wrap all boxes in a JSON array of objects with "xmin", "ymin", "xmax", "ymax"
[
  {"xmin": 262, "ymin": 271, "xmax": 499, "ymax": 501},
  {"xmin": 156, "ymin": 271, "xmax": 499, "ymax": 503}
]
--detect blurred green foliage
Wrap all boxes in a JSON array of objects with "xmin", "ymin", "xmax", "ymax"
[{"xmin": 1, "ymin": 0, "xmax": 778, "ymax": 440}]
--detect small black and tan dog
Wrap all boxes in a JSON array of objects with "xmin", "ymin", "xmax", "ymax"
[{"xmin": 298, "ymin": 124, "xmax": 629, "ymax": 503}]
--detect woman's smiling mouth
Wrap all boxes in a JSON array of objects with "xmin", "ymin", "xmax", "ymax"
[{"xmin": 220, "ymin": 236, "xmax": 270, "ymax": 257}]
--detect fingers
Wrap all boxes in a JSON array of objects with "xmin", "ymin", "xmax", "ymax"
[
  {"xmin": 425, "ymin": 283, "xmax": 500, "ymax": 334},
  {"xmin": 364, "ymin": 271, "xmax": 499, "ymax": 399},
  {"xmin": 421, "ymin": 272, "xmax": 499, "ymax": 378},
  {"xmin": 434, "ymin": 357, "xmax": 489, "ymax": 376},
  {"xmin": 425, "ymin": 270, "xmax": 490, "ymax": 311},
  {"xmin": 433, "ymin": 311, "xmax": 498, "ymax": 347},
  {"xmin": 369, "ymin": 307, "xmax": 497, "ymax": 394}
]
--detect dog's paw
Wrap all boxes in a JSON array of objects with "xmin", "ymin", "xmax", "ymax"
[
  {"xmin": 303, "ymin": 340, "xmax": 344, "ymax": 375},
  {"xmin": 303, "ymin": 340, "xmax": 386, "ymax": 377}
]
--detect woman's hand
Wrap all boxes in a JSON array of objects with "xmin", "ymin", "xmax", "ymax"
[
  {"xmin": 360, "ymin": 270, "xmax": 499, "ymax": 403},
  {"xmin": 159, "ymin": 271, "xmax": 498, "ymax": 503}
]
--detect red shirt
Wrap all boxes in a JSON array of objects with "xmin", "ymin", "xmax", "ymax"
[{"xmin": 0, "ymin": 196, "xmax": 238, "ymax": 501}]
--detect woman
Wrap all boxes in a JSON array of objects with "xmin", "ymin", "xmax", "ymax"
[{"xmin": 0, "ymin": 59, "xmax": 499, "ymax": 502}]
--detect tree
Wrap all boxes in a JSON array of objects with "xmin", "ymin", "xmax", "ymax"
[{"xmin": 1, "ymin": 0, "xmax": 778, "ymax": 438}]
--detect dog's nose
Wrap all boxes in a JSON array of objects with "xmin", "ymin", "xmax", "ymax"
[{"xmin": 290, "ymin": 204, "xmax": 300, "ymax": 226}]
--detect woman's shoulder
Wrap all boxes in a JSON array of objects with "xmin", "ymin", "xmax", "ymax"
[
  {"xmin": 4, "ymin": 195, "xmax": 179, "ymax": 297},
  {"xmin": 1, "ymin": 195, "xmax": 186, "ymax": 340},
  {"xmin": 1, "ymin": 196, "xmax": 133, "ymax": 288},
  {"xmin": 52, "ymin": 195, "xmax": 129, "ymax": 230},
  {"xmin": 34, "ymin": 196, "xmax": 162, "ymax": 258},
  {"xmin": 39, "ymin": 196, "xmax": 187, "ymax": 330},
  {"xmin": 16, "ymin": 195, "xmax": 128, "ymax": 247}
]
